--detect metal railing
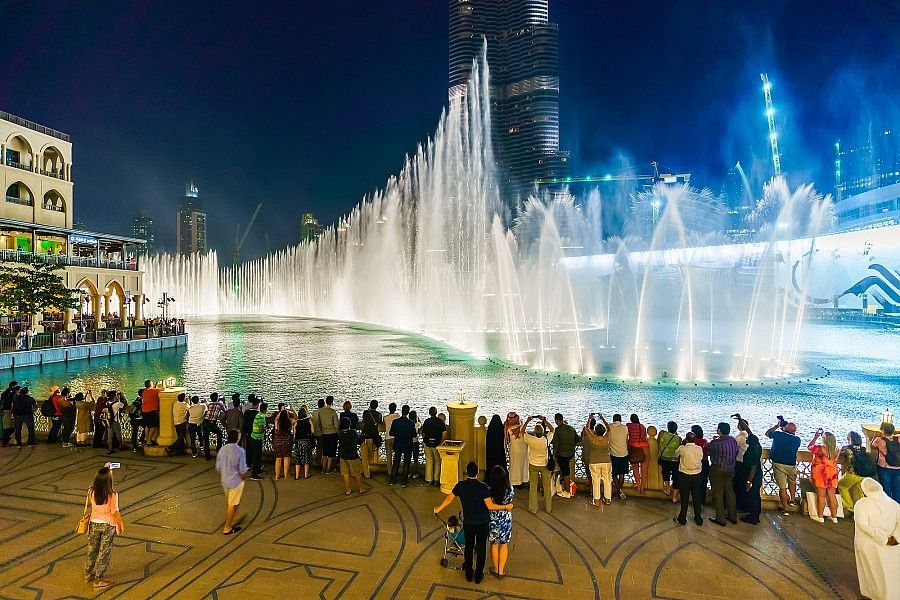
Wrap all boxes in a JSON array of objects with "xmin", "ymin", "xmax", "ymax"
[
  {"xmin": 0, "ymin": 324, "xmax": 185, "ymax": 353},
  {"xmin": 4, "ymin": 160, "xmax": 32, "ymax": 172},
  {"xmin": 1, "ymin": 110, "xmax": 71, "ymax": 142},
  {"xmin": 41, "ymin": 203, "xmax": 65, "ymax": 213},
  {"xmin": 0, "ymin": 249, "xmax": 138, "ymax": 271},
  {"xmin": 5, "ymin": 195, "xmax": 33, "ymax": 206},
  {"xmin": 39, "ymin": 169, "xmax": 66, "ymax": 180}
]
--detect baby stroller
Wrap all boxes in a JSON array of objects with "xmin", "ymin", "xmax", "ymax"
[{"xmin": 436, "ymin": 512, "xmax": 465, "ymax": 569}]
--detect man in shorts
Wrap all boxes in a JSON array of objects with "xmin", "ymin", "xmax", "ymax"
[
  {"xmin": 338, "ymin": 417, "xmax": 369, "ymax": 495},
  {"xmin": 608, "ymin": 414, "xmax": 630, "ymax": 500},
  {"xmin": 215, "ymin": 429, "xmax": 248, "ymax": 535},
  {"xmin": 766, "ymin": 420, "xmax": 801, "ymax": 515},
  {"xmin": 140, "ymin": 380, "xmax": 161, "ymax": 446}
]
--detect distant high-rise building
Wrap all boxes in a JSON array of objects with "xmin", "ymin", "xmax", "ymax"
[
  {"xmin": 835, "ymin": 127, "xmax": 900, "ymax": 201},
  {"xmin": 721, "ymin": 164, "xmax": 752, "ymax": 239},
  {"xmin": 176, "ymin": 181, "xmax": 207, "ymax": 255},
  {"xmin": 132, "ymin": 211, "xmax": 156, "ymax": 254},
  {"xmin": 834, "ymin": 125, "xmax": 900, "ymax": 231},
  {"xmin": 449, "ymin": 0, "xmax": 570, "ymax": 205},
  {"xmin": 300, "ymin": 213, "xmax": 323, "ymax": 244}
]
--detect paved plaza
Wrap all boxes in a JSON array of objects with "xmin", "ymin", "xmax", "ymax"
[{"xmin": 0, "ymin": 444, "xmax": 860, "ymax": 600}]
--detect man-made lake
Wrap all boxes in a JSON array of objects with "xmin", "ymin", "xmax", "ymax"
[{"xmin": 7, "ymin": 316, "xmax": 897, "ymax": 444}]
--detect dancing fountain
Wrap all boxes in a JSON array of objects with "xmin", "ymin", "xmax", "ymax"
[{"xmin": 145, "ymin": 52, "xmax": 835, "ymax": 382}]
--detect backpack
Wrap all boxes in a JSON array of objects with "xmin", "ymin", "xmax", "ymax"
[
  {"xmin": 882, "ymin": 436, "xmax": 900, "ymax": 468},
  {"xmin": 128, "ymin": 400, "xmax": 142, "ymax": 418},
  {"xmin": 851, "ymin": 446, "xmax": 877, "ymax": 477},
  {"xmin": 40, "ymin": 396, "xmax": 56, "ymax": 418}
]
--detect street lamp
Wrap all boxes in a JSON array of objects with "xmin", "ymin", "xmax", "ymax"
[
  {"xmin": 157, "ymin": 292, "xmax": 176, "ymax": 321},
  {"xmin": 881, "ymin": 408, "xmax": 894, "ymax": 426}
]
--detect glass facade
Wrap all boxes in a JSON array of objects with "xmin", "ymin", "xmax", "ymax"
[
  {"xmin": 176, "ymin": 185, "xmax": 207, "ymax": 255},
  {"xmin": 449, "ymin": 0, "xmax": 569, "ymax": 207}
]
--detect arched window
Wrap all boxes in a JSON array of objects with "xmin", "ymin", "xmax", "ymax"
[
  {"xmin": 4, "ymin": 135, "xmax": 33, "ymax": 170},
  {"xmin": 42, "ymin": 190, "xmax": 66, "ymax": 212},
  {"xmin": 5, "ymin": 182, "xmax": 34, "ymax": 206},
  {"xmin": 41, "ymin": 146, "xmax": 66, "ymax": 179}
]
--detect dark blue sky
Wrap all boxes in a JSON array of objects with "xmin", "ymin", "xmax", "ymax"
[{"xmin": 1, "ymin": 1, "xmax": 897, "ymax": 258}]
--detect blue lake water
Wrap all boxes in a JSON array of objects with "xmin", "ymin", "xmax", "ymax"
[{"xmin": 7, "ymin": 316, "xmax": 898, "ymax": 445}]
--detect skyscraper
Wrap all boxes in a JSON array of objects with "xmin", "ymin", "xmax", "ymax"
[
  {"xmin": 721, "ymin": 164, "xmax": 752, "ymax": 239},
  {"xmin": 132, "ymin": 211, "xmax": 156, "ymax": 254},
  {"xmin": 176, "ymin": 181, "xmax": 207, "ymax": 255},
  {"xmin": 300, "ymin": 212, "xmax": 323, "ymax": 244},
  {"xmin": 449, "ymin": 0, "xmax": 569, "ymax": 205},
  {"xmin": 833, "ymin": 125, "xmax": 900, "ymax": 231}
]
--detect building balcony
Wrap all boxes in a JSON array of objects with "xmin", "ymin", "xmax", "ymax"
[
  {"xmin": 5, "ymin": 195, "xmax": 33, "ymax": 207},
  {"xmin": 41, "ymin": 202, "xmax": 65, "ymax": 213},
  {"xmin": 5, "ymin": 160, "xmax": 32, "ymax": 172},
  {"xmin": 0, "ymin": 248, "xmax": 138, "ymax": 271},
  {"xmin": 39, "ymin": 169, "xmax": 66, "ymax": 180}
]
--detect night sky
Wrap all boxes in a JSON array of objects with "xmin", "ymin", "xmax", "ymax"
[{"xmin": 1, "ymin": 1, "xmax": 897, "ymax": 259}]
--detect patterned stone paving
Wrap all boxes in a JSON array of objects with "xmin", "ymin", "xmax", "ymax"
[{"xmin": 0, "ymin": 444, "xmax": 859, "ymax": 599}]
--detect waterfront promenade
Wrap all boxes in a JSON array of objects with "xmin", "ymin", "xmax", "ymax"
[{"xmin": 0, "ymin": 444, "xmax": 859, "ymax": 599}]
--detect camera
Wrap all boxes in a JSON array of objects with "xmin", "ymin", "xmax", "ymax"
[
  {"xmin": 109, "ymin": 462, "xmax": 121, "ymax": 469},
  {"xmin": 776, "ymin": 415, "xmax": 788, "ymax": 428}
]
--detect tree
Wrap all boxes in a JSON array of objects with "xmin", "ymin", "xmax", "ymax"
[{"xmin": 0, "ymin": 257, "xmax": 80, "ymax": 319}]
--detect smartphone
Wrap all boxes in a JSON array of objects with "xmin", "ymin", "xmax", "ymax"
[{"xmin": 109, "ymin": 462, "xmax": 121, "ymax": 469}]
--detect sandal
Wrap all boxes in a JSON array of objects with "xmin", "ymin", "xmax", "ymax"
[
  {"xmin": 223, "ymin": 526, "xmax": 242, "ymax": 535},
  {"xmin": 93, "ymin": 579, "xmax": 112, "ymax": 589}
]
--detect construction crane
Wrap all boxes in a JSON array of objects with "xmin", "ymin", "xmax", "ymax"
[
  {"xmin": 760, "ymin": 73, "xmax": 782, "ymax": 177},
  {"xmin": 231, "ymin": 202, "xmax": 262, "ymax": 265}
]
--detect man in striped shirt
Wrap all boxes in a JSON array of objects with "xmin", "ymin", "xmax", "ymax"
[
  {"xmin": 202, "ymin": 392, "xmax": 226, "ymax": 460},
  {"xmin": 705, "ymin": 421, "xmax": 738, "ymax": 526}
]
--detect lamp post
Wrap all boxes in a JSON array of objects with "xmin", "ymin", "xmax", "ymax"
[{"xmin": 157, "ymin": 292, "xmax": 175, "ymax": 321}]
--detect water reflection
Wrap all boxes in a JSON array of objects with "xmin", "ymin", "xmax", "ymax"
[{"xmin": 9, "ymin": 316, "xmax": 898, "ymax": 446}]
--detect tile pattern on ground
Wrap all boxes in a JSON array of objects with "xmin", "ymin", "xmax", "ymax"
[{"xmin": 0, "ymin": 444, "xmax": 859, "ymax": 599}]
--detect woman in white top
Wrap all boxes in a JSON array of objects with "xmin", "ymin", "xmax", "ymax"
[
  {"xmin": 84, "ymin": 465, "xmax": 125, "ymax": 590},
  {"xmin": 673, "ymin": 432, "xmax": 705, "ymax": 526},
  {"xmin": 504, "ymin": 412, "xmax": 529, "ymax": 487},
  {"xmin": 854, "ymin": 477, "xmax": 900, "ymax": 600},
  {"xmin": 522, "ymin": 416, "xmax": 554, "ymax": 514}
]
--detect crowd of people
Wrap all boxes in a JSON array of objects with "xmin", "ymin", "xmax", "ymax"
[{"xmin": 1, "ymin": 379, "xmax": 898, "ymax": 595}]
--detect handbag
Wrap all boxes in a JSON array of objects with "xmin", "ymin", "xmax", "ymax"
[
  {"xmin": 628, "ymin": 445, "xmax": 646, "ymax": 463},
  {"xmin": 75, "ymin": 488, "xmax": 91, "ymax": 535}
]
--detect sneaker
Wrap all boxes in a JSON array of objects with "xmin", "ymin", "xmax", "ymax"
[
  {"xmin": 783, "ymin": 511, "xmax": 790, "ymax": 516},
  {"xmin": 618, "ymin": 491, "xmax": 627, "ymax": 500},
  {"xmin": 558, "ymin": 490, "xmax": 571, "ymax": 499},
  {"xmin": 812, "ymin": 516, "xmax": 824, "ymax": 523},
  {"xmin": 61, "ymin": 443, "xmax": 72, "ymax": 448},
  {"xmin": 830, "ymin": 517, "xmax": 838, "ymax": 524},
  {"xmin": 250, "ymin": 475, "xmax": 262, "ymax": 481}
]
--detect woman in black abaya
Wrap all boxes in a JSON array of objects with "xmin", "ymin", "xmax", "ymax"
[{"xmin": 485, "ymin": 414, "xmax": 507, "ymax": 477}]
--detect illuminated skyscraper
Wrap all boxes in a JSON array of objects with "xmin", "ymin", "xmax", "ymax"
[
  {"xmin": 176, "ymin": 181, "xmax": 207, "ymax": 255},
  {"xmin": 449, "ymin": 0, "xmax": 569, "ymax": 205},
  {"xmin": 300, "ymin": 212, "xmax": 323, "ymax": 244},
  {"xmin": 132, "ymin": 211, "xmax": 156, "ymax": 254}
]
